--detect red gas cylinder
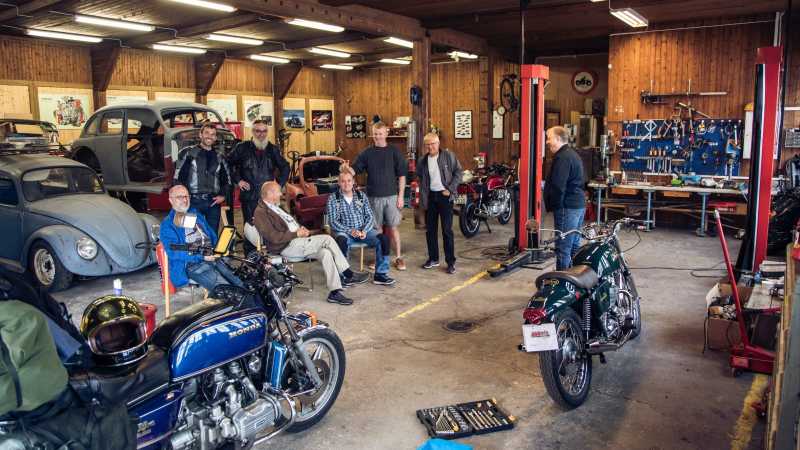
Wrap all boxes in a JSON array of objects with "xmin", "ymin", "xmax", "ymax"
[
  {"xmin": 138, "ymin": 302, "xmax": 157, "ymax": 338},
  {"xmin": 410, "ymin": 180, "xmax": 420, "ymax": 208}
]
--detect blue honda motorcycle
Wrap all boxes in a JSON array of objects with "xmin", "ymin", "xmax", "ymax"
[{"xmin": 2, "ymin": 247, "xmax": 346, "ymax": 450}]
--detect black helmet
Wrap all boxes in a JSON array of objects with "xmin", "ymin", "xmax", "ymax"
[{"xmin": 80, "ymin": 295, "xmax": 147, "ymax": 367}]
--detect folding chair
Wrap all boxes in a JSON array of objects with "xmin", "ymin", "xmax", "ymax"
[{"xmin": 242, "ymin": 222, "xmax": 316, "ymax": 292}]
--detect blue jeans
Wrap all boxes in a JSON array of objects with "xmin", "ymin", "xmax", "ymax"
[
  {"xmin": 553, "ymin": 208, "xmax": 585, "ymax": 270},
  {"xmin": 186, "ymin": 259, "xmax": 243, "ymax": 291},
  {"xmin": 334, "ymin": 230, "xmax": 390, "ymax": 274}
]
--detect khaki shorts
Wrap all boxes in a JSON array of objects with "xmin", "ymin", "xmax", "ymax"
[{"xmin": 369, "ymin": 195, "xmax": 402, "ymax": 228}]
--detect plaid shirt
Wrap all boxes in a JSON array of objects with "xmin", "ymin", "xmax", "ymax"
[{"xmin": 326, "ymin": 190, "xmax": 375, "ymax": 234}]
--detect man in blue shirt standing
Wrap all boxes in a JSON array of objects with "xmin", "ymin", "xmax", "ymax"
[
  {"xmin": 544, "ymin": 126, "xmax": 586, "ymax": 270},
  {"xmin": 326, "ymin": 171, "xmax": 395, "ymax": 285}
]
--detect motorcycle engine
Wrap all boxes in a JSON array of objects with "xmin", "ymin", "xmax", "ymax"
[
  {"xmin": 170, "ymin": 359, "xmax": 281, "ymax": 450},
  {"xmin": 486, "ymin": 189, "xmax": 511, "ymax": 217},
  {"xmin": 600, "ymin": 283, "xmax": 634, "ymax": 341}
]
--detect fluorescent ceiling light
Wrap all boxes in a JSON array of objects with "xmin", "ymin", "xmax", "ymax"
[
  {"xmin": 74, "ymin": 15, "xmax": 154, "ymax": 32},
  {"xmin": 27, "ymin": 29, "xmax": 102, "ymax": 43},
  {"xmin": 206, "ymin": 34, "xmax": 263, "ymax": 46},
  {"xmin": 380, "ymin": 58, "xmax": 411, "ymax": 65},
  {"xmin": 449, "ymin": 51, "xmax": 478, "ymax": 60},
  {"xmin": 590, "ymin": 0, "xmax": 605, "ymax": 2},
  {"xmin": 287, "ymin": 19, "xmax": 344, "ymax": 33},
  {"xmin": 152, "ymin": 43, "xmax": 207, "ymax": 54},
  {"xmin": 320, "ymin": 64, "xmax": 354, "ymax": 70},
  {"xmin": 308, "ymin": 47, "xmax": 350, "ymax": 58},
  {"xmin": 384, "ymin": 37, "xmax": 413, "ymax": 48},
  {"xmin": 610, "ymin": 8, "xmax": 648, "ymax": 28},
  {"xmin": 167, "ymin": 0, "xmax": 236, "ymax": 13},
  {"xmin": 250, "ymin": 54, "xmax": 290, "ymax": 64}
]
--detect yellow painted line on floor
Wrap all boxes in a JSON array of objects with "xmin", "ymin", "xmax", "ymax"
[
  {"xmin": 730, "ymin": 373, "xmax": 768, "ymax": 450},
  {"xmin": 394, "ymin": 269, "xmax": 492, "ymax": 319}
]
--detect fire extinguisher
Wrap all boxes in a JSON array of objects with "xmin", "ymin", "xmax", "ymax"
[{"xmin": 410, "ymin": 180, "xmax": 420, "ymax": 208}]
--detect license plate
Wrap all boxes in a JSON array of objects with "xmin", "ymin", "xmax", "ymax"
[
  {"xmin": 521, "ymin": 323, "xmax": 558, "ymax": 352},
  {"xmin": 454, "ymin": 194, "xmax": 467, "ymax": 205}
]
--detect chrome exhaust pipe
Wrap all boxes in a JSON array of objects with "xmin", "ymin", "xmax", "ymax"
[{"xmin": 586, "ymin": 330, "xmax": 633, "ymax": 355}]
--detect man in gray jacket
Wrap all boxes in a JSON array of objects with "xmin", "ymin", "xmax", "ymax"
[{"xmin": 417, "ymin": 133, "xmax": 463, "ymax": 274}]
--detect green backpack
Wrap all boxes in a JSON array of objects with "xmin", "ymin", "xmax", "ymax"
[{"xmin": 0, "ymin": 300, "xmax": 68, "ymax": 417}]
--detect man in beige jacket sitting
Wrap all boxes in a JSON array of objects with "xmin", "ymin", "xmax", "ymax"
[{"xmin": 252, "ymin": 182, "xmax": 368, "ymax": 305}]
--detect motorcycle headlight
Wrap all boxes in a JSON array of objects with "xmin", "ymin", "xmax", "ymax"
[{"xmin": 76, "ymin": 237, "xmax": 98, "ymax": 260}]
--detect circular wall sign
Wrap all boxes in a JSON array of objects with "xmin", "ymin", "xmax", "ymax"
[{"xmin": 571, "ymin": 71, "xmax": 597, "ymax": 95}]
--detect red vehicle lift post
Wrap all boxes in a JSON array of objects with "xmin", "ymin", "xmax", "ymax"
[{"xmin": 489, "ymin": 64, "xmax": 550, "ymax": 277}]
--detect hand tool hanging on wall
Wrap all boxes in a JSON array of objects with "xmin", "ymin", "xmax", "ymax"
[{"xmin": 641, "ymin": 79, "xmax": 728, "ymax": 104}]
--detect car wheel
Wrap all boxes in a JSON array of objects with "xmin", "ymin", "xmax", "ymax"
[{"xmin": 29, "ymin": 241, "xmax": 73, "ymax": 292}]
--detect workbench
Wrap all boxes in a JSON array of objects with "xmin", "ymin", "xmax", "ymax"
[{"xmin": 588, "ymin": 181, "xmax": 745, "ymax": 236}]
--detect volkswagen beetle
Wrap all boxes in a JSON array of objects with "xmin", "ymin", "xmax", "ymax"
[{"xmin": 0, "ymin": 151, "xmax": 158, "ymax": 291}]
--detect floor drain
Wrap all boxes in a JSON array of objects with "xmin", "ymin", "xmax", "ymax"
[{"xmin": 443, "ymin": 320, "xmax": 478, "ymax": 333}]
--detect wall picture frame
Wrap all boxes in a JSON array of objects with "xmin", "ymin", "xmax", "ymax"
[{"xmin": 454, "ymin": 110, "xmax": 472, "ymax": 139}]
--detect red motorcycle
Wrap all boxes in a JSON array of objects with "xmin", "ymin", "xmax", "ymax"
[{"xmin": 455, "ymin": 163, "xmax": 516, "ymax": 238}]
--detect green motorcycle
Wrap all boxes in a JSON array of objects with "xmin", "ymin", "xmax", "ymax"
[{"xmin": 520, "ymin": 218, "xmax": 642, "ymax": 409}]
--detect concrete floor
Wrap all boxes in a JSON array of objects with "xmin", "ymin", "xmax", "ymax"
[{"xmin": 54, "ymin": 210, "xmax": 762, "ymax": 450}]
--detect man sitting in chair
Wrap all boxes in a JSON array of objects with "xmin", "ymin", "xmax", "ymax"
[
  {"xmin": 160, "ymin": 185, "xmax": 243, "ymax": 292},
  {"xmin": 253, "ymin": 181, "xmax": 368, "ymax": 305},
  {"xmin": 326, "ymin": 171, "xmax": 395, "ymax": 286}
]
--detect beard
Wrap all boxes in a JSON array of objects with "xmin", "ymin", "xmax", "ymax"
[
  {"xmin": 174, "ymin": 204, "xmax": 189, "ymax": 214},
  {"xmin": 253, "ymin": 137, "xmax": 268, "ymax": 150}
]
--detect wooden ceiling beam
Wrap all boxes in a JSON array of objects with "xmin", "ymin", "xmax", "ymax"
[
  {"xmin": 227, "ymin": 31, "xmax": 369, "ymax": 58},
  {"xmin": 0, "ymin": 0, "xmax": 63, "ymax": 23},
  {"xmin": 91, "ymin": 41, "xmax": 121, "ymax": 92},
  {"xmin": 125, "ymin": 13, "xmax": 261, "ymax": 48},
  {"xmin": 195, "ymin": 52, "xmax": 226, "ymax": 97},
  {"xmin": 273, "ymin": 62, "xmax": 303, "ymax": 99},
  {"xmin": 428, "ymin": 28, "xmax": 488, "ymax": 55}
]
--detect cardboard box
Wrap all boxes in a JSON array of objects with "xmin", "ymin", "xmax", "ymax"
[{"xmin": 707, "ymin": 317, "xmax": 742, "ymax": 350}]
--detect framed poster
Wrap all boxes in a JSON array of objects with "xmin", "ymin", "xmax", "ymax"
[
  {"xmin": 283, "ymin": 109, "xmax": 305, "ymax": 129},
  {"xmin": 106, "ymin": 90, "xmax": 148, "ymax": 106},
  {"xmin": 37, "ymin": 87, "xmax": 92, "ymax": 130},
  {"xmin": 311, "ymin": 110, "xmax": 333, "ymax": 131},
  {"xmin": 154, "ymin": 91, "xmax": 195, "ymax": 102},
  {"xmin": 454, "ymin": 110, "xmax": 472, "ymax": 139},
  {"xmin": 243, "ymin": 97, "xmax": 273, "ymax": 127},
  {"xmin": 345, "ymin": 115, "xmax": 367, "ymax": 138},
  {"xmin": 207, "ymin": 94, "xmax": 238, "ymax": 122}
]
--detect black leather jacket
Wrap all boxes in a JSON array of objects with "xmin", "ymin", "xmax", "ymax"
[{"xmin": 226, "ymin": 140, "xmax": 290, "ymax": 200}]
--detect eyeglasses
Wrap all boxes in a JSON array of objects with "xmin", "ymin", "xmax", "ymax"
[
  {"xmin": 171, "ymin": 195, "xmax": 190, "ymax": 200},
  {"xmin": 253, "ymin": 128, "xmax": 268, "ymax": 133}
]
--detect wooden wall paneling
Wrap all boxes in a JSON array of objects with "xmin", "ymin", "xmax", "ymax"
[
  {"xmin": 334, "ymin": 66, "xmax": 412, "ymax": 162},
  {"xmin": 0, "ymin": 85, "xmax": 31, "ymax": 117},
  {"xmin": 211, "ymin": 59, "xmax": 272, "ymax": 94},
  {"xmin": 153, "ymin": 91, "xmax": 196, "ymax": 102},
  {"xmin": 431, "ymin": 61, "xmax": 480, "ymax": 166},
  {"xmin": 282, "ymin": 97, "xmax": 308, "ymax": 154},
  {"xmin": 538, "ymin": 54, "xmax": 609, "ymax": 125},
  {"xmin": 0, "ymin": 37, "xmax": 92, "ymax": 85},
  {"xmin": 489, "ymin": 61, "xmax": 520, "ymax": 165},
  {"xmin": 109, "ymin": 49, "xmax": 195, "ymax": 90},
  {"xmin": 287, "ymin": 68, "xmax": 336, "ymax": 98},
  {"xmin": 309, "ymin": 98, "xmax": 335, "ymax": 152},
  {"xmin": 412, "ymin": 37, "xmax": 431, "ymax": 156}
]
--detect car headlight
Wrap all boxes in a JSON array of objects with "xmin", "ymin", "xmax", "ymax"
[
  {"xmin": 149, "ymin": 223, "xmax": 160, "ymax": 242},
  {"xmin": 76, "ymin": 237, "xmax": 98, "ymax": 260}
]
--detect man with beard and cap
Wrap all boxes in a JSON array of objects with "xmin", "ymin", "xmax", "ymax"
[
  {"xmin": 227, "ymin": 120, "xmax": 290, "ymax": 247},
  {"xmin": 159, "ymin": 185, "xmax": 243, "ymax": 291}
]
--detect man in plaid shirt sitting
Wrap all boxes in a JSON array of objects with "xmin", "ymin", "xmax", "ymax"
[{"xmin": 326, "ymin": 171, "xmax": 396, "ymax": 285}]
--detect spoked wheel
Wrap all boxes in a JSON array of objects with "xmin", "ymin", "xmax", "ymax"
[
  {"xmin": 498, "ymin": 192, "xmax": 513, "ymax": 224},
  {"xmin": 284, "ymin": 327, "xmax": 346, "ymax": 432},
  {"xmin": 538, "ymin": 309, "xmax": 592, "ymax": 409},
  {"xmin": 459, "ymin": 202, "xmax": 481, "ymax": 238}
]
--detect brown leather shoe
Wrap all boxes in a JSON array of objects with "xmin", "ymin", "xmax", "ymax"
[{"xmin": 394, "ymin": 257, "xmax": 407, "ymax": 271}]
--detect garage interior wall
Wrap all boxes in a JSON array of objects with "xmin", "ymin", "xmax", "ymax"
[
  {"xmin": 606, "ymin": 18, "xmax": 800, "ymax": 173},
  {"xmin": 537, "ymin": 53, "xmax": 609, "ymax": 125}
]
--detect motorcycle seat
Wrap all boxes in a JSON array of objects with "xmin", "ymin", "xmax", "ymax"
[
  {"xmin": 536, "ymin": 265, "xmax": 599, "ymax": 290},
  {"xmin": 70, "ymin": 348, "xmax": 170, "ymax": 405},
  {"xmin": 150, "ymin": 299, "xmax": 233, "ymax": 351}
]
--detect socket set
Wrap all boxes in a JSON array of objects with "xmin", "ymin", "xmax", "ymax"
[{"xmin": 416, "ymin": 398, "xmax": 515, "ymax": 440}]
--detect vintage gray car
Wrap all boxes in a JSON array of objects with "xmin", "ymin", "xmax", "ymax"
[
  {"xmin": 70, "ymin": 101, "xmax": 238, "ymax": 210},
  {"xmin": 0, "ymin": 152, "xmax": 158, "ymax": 292}
]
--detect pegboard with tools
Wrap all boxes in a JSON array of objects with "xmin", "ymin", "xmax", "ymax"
[
  {"xmin": 619, "ymin": 118, "xmax": 743, "ymax": 176},
  {"xmin": 416, "ymin": 398, "xmax": 515, "ymax": 440}
]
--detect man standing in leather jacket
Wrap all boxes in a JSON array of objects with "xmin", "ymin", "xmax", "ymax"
[
  {"xmin": 227, "ymin": 120, "xmax": 290, "ymax": 252},
  {"xmin": 174, "ymin": 122, "xmax": 232, "ymax": 234}
]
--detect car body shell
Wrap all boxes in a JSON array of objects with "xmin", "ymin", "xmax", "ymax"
[
  {"xmin": 285, "ymin": 155, "xmax": 343, "ymax": 228},
  {"xmin": 0, "ymin": 118, "xmax": 68, "ymax": 156},
  {"xmin": 69, "ymin": 101, "xmax": 237, "ymax": 201},
  {"xmin": 0, "ymin": 153, "xmax": 157, "ymax": 276}
]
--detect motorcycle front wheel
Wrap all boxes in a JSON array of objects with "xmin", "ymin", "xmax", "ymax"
[
  {"xmin": 538, "ymin": 308, "xmax": 592, "ymax": 409},
  {"xmin": 459, "ymin": 202, "xmax": 481, "ymax": 238},
  {"xmin": 284, "ymin": 327, "xmax": 346, "ymax": 432},
  {"xmin": 498, "ymin": 192, "xmax": 513, "ymax": 225}
]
